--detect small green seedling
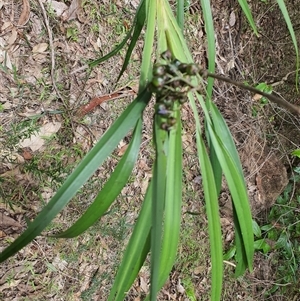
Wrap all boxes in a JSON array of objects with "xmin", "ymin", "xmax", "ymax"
[{"xmin": 291, "ymin": 149, "xmax": 300, "ymax": 158}]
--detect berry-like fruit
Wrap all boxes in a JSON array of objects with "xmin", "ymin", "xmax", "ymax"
[
  {"xmin": 153, "ymin": 64, "xmax": 166, "ymax": 77},
  {"xmin": 152, "ymin": 76, "xmax": 164, "ymax": 88}
]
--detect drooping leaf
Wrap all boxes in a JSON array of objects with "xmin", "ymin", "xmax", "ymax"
[
  {"xmin": 117, "ymin": 0, "xmax": 146, "ymax": 81},
  {"xmin": 237, "ymin": 0, "xmax": 258, "ymax": 35},
  {"xmin": 150, "ymin": 115, "xmax": 168, "ymax": 301},
  {"xmin": 53, "ymin": 118, "xmax": 143, "ymax": 238},
  {"xmin": 108, "ymin": 182, "xmax": 152, "ymax": 301},
  {"xmin": 276, "ymin": 0, "xmax": 299, "ymax": 88},
  {"xmin": 0, "ymin": 89, "xmax": 151, "ymax": 263},
  {"xmin": 88, "ymin": 0, "xmax": 146, "ymax": 68},
  {"xmin": 158, "ymin": 108, "xmax": 183, "ymax": 290},
  {"xmin": 189, "ymin": 94, "xmax": 223, "ymax": 301}
]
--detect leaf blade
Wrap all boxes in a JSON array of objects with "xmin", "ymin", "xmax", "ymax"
[
  {"xmin": 54, "ymin": 118, "xmax": 143, "ymax": 238},
  {"xmin": 0, "ymin": 89, "xmax": 151, "ymax": 263}
]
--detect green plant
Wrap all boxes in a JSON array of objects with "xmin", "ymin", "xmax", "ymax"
[
  {"xmin": 66, "ymin": 26, "xmax": 79, "ymax": 41},
  {"xmin": 4, "ymin": 118, "xmax": 40, "ymax": 151},
  {"xmin": 223, "ymin": 167, "xmax": 300, "ymax": 297},
  {"xmin": 0, "ymin": 1, "xmax": 298, "ymax": 300},
  {"xmin": 291, "ymin": 149, "xmax": 300, "ymax": 158},
  {"xmin": 251, "ymin": 82, "xmax": 273, "ymax": 116},
  {"xmin": 256, "ymin": 168, "xmax": 300, "ymax": 296}
]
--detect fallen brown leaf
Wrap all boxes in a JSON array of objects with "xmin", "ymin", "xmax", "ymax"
[
  {"xmin": 0, "ymin": 212, "xmax": 22, "ymax": 229},
  {"xmin": 32, "ymin": 42, "xmax": 48, "ymax": 53},
  {"xmin": 77, "ymin": 88, "xmax": 136, "ymax": 117},
  {"xmin": 18, "ymin": 0, "xmax": 31, "ymax": 26},
  {"xmin": 62, "ymin": 0, "xmax": 83, "ymax": 21}
]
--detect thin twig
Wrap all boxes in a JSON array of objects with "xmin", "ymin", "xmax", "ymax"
[
  {"xmin": 203, "ymin": 71, "xmax": 300, "ymax": 115},
  {"xmin": 37, "ymin": 0, "xmax": 63, "ymax": 101}
]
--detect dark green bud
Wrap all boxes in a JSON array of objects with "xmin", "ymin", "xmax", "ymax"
[
  {"xmin": 179, "ymin": 96, "xmax": 188, "ymax": 104},
  {"xmin": 148, "ymin": 82, "xmax": 163, "ymax": 93},
  {"xmin": 152, "ymin": 76, "xmax": 164, "ymax": 88},
  {"xmin": 186, "ymin": 64, "xmax": 199, "ymax": 75},
  {"xmin": 153, "ymin": 64, "xmax": 166, "ymax": 77},
  {"xmin": 171, "ymin": 59, "xmax": 181, "ymax": 68},
  {"xmin": 178, "ymin": 63, "xmax": 188, "ymax": 73},
  {"xmin": 162, "ymin": 97, "xmax": 174, "ymax": 108},
  {"xmin": 167, "ymin": 117, "xmax": 177, "ymax": 126},
  {"xmin": 171, "ymin": 80, "xmax": 181, "ymax": 88},
  {"xmin": 160, "ymin": 122, "xmax": 171, "ymax": 131}
]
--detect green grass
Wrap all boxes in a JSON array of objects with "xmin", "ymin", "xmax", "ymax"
[{"xmin": 254, "ymin": 167, "xmax": 300, "ymax": 298}]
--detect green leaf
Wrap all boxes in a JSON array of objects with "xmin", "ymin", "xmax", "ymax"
[
  {"xmin": 202, "ymin": 100, "xmax": 254, "ymax": 276},
  {"xmin": 53, "ymin": 118, "xmax": 143, "ymax": 238},
  {"xmin": 252, "ymin": 219, "xmax": 262, "ymax": 238},
  {"xmin": 275, "ymin": 231, "xmax": 288, "ymax": 249},
  {"xmin": 260, "ymin": 224, "xmax": 273, "ymax": 232},
  {"xmin": 200, "ymin": 0, "xmax": 215, "ymax": 98},
  {"xmin": 189, "ymin": 94, "xmax": 223, "ymax": 301},
  {"xmin": 237, "ymin": 0, "xmax": 258, "ymax": 35},
  {"xmin": 150, "ymin": 115, "xmax": 168, "ymax": 301},
  {"xmin": 139, "ymin": 0, "xmax": 156, "ymax": 89},
  {"xmin": 291, "ymin": 149, "xmax": 300, "ymax": 158},
  {"xmin": 158, "ymin": 108, "xmax": 183, "ymax": 290},
  {"xmin": 0, "ymin": 89, "xmax": 151, "ymax": 263},
  {"xmin": 108, "ymin": 182, "xmax": 152, "ymax": 301},
  {"xmin": 88, "ymin": 0, "xmax": 145, "ymax": 68},
  {"xmin": 117, "ymin": 0, "xmax": 146, "ymax": 82},
  {"xmin": 209, "ymin": 143, "xmax": 222, "ymax": 195},
  {"xmin": 254, "ymin": 239, "xmax": 271, "ymax": 254},
  {"xmin": 223, "ymin": 246, "xmax": 236, "ymax": 261},
  {"xmin": 176, "ymin": 0, "xmax": 185, "ymax": 31},
  {"xmin": 233, "ymin": 215, "xmax": 248, "ymax": 276},
  {"xmin": 255, "ymin": 82, "xmax": 272, "ymax": 93},
  {"xmin": 276, "ymin": 0, "xmax": 299, "ymax": 88}
]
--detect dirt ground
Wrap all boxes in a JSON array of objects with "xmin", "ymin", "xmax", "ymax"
[{"xmin": 1, "ymin": 0, "xmax": 300, "ymax": 300}]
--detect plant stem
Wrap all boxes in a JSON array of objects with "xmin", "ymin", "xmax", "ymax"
[{"xmin": 204, "ymin": 71, "xmax": 300, "ymax": 115}]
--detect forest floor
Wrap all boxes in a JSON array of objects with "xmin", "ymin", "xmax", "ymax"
[{"xmin": 1, "ymin": 0, "xmax": 300, "ymax": 300}]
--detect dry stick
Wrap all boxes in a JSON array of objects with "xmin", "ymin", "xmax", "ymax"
[
  {"xmin": 204, "ymin": 71, "xmax": 300, "ymax": 115},
  {"xmin": 37, "ymin": 0, "xmax": 63, "ymax": 102}
]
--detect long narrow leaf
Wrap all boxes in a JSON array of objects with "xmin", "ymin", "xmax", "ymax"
[
  {"xmin": 139, "ymin": 0, "xmax": 157, "ymax": 90},
  {"xmin": 209, "ymin": 144, "xmax": 222, "ymax": 195},
  {"xmin": 158, "ymin": 109, "xmax": 183, "ymax": 288},
  {"xmin": 53, "ymin": 118, "xmax": 143, "ymax": 238},
  {"xmin": 208, "ymin": 102, "xmax": 253, "ymax": 274},
  {"xmin": 196, "ymin": 94, "xmax": 254, "ymax": 274},
  {"xmin": 237, "ymin": 0, "xmax": 258, "ymax": 35},
  {"xmin": 117, "ymin": 0, "xmax": 146, "ymax": 81},
  {"xmin": 88, "ymin": 0, "xmax": 145, "ymax": 68},
  {"xmin": 150, "ymin": 115, "xmax": 168, "ymax": 301},
  {"xmin": 0, "ymin": 89, "xmax": 151, "ymax": 263},
  {"xmin": 200, "ymin": 0, "xmax": 215, "ymax": 98},
  {"xmin": 209, "ymin": 102, "xmax": 254, "ymax": 271},
  {"xmin": 190, "ymin": 94, "xmax": 223, "ymax": 301},
  {"xmin": 205, "ymin": 120, "xmax": 254, "ymax": 274},
  {"xmin": 176, "ymin": 0, "xmax": 185, "ymax": 31},
  {"xmin": 108, "ymin": 182, "xmax": 152, "ymax": 301},
  {"xmin": 276, "ymin": 0, "xmax": 299, "ymax": 88},
  {"xmin": 232, "ymin": 206, "xmax": 248, "ymax": 277},
  {"xmin": 209, "ymin": 102, "xmax": 244, "ymax": 177},
  {"xmin": 155, "ymin": 0, "xmax": 192, "ymax": 63}
]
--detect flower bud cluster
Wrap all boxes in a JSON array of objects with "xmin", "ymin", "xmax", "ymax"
[{"xmin": 149, "ymin": 50, "xmax": 199, "ymax": 131}]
